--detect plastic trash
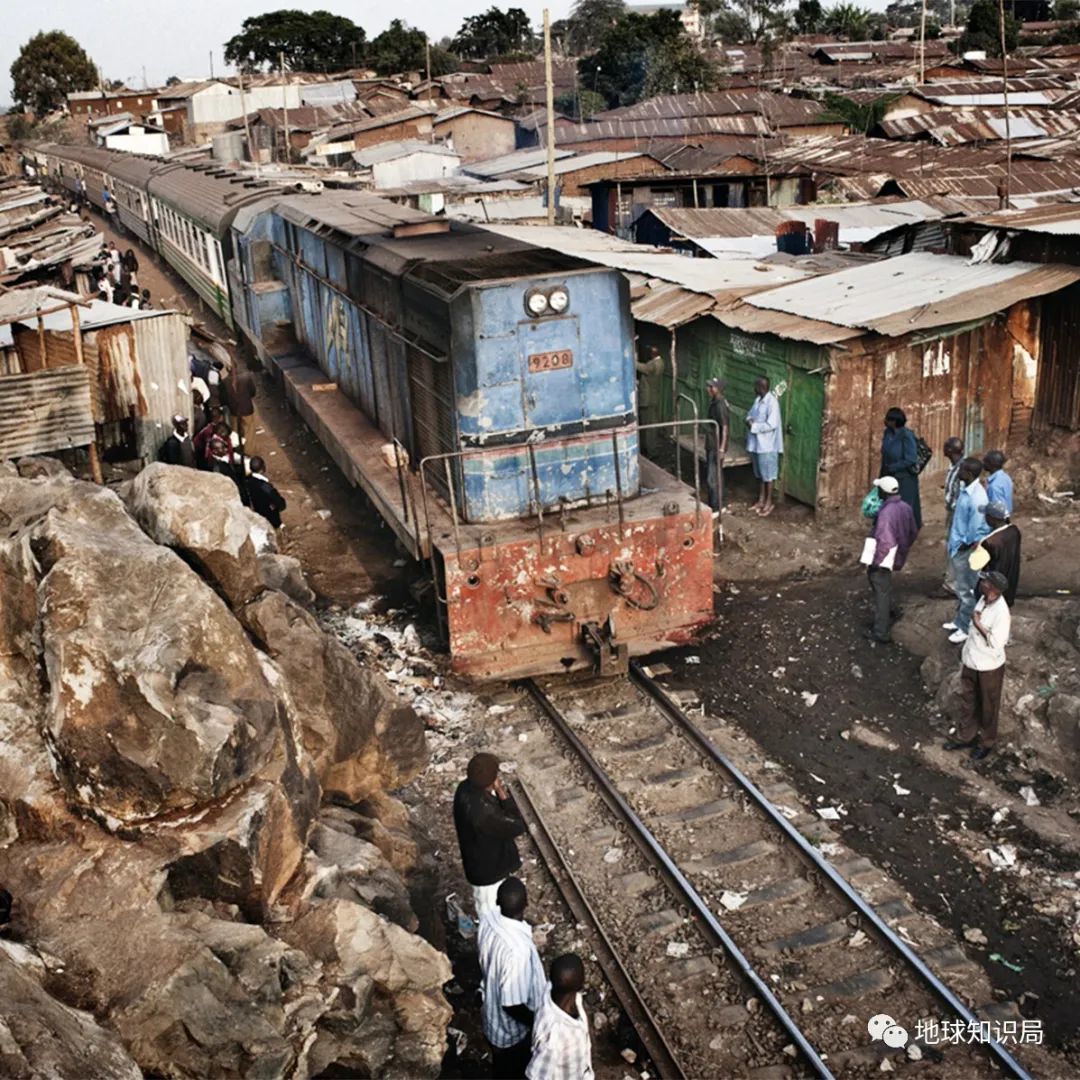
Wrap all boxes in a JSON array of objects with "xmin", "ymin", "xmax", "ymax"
[
  {"xmin": 445, "ymin": 893, "xmax": 476, "ymax": 940},
  {"xmin": 665, "ymin": 941, "xmax": 689, "ymax": 958},
  {"xmin": 817, "ymin": 806, "xmax": 842, "ymax": 820},
  {"xmin": 1019, "ymin": 785, "xmax": 1040, "ymax": 807},
  {"xmin": 801, "ymin": 691, "xmax": 819, "ymax": 707},
  {"xmin": 989, "ymin": 952, "xmax": 1024, "ymax": 973},
  {"xmin": 719, "ymin": 890, "xmax": 748, "ymax": 911}
]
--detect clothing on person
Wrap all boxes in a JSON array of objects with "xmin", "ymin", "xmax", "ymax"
[
  {"xmin": 865, "ymin": 494, "xmax": 918, "ymax": 641},
  {"xmin": 986, "ymin": 470, "xmax": 1014, "ymax": 515},
  {"xmin": 961, "ymin": 593, "xmax": 1011, "ymax": 670},
  {"xmin": 226, "ymin": 369, "xmax": 257, "ymax": 419},
  {"xmin": 879, "ymin": 426, "xmax": 922, "ymax": 529},
  {"xmin": 746, "ymin": 391, "xmax": 783, "ymax": 455},
  {"xmin": 158, "ymin": 431, "xmax": 196, "ymax": 468},
  {"xmin": 979, "ymin": 523, "xmax": 1022, "ymax": 607},
  {"xmin": 453, "ymin": 782, "xmax": 525, "ymax": 889},
  {"xmin": 208, "ymin": 449, "xmax": 249, "ymax": 505},
  {"xmin": 750, "ymin": 451, "xmax": 779, "ymax": 483},
  {"xmin": 705, "ymin": 394, "xmax": 730, "ymax": 512},
  {"xmin": 247, "ymin": 472, "xmax": 287, "ymax": 528},
  {"xmin": 943, "ymin": 507, "xmax": 958, "ymax": 594},
  {"xmin": 951, "ymin": 553, "xmax": 980, "ymax": 634},
  {"xmin": 235, "ymin": 412, "xmax": 256, "ymax": 446},
  {"xmin": 956, "ymin": 594, "xmax": 1011, "ymax": 748},
  {"xmin": 948, "ymin": 480, "xmax": 990, "ymax": 557},
  {"xmin": 473, "ymin": 881, "xmax": 504, "ymax": 921},
  {"xmin": 944, "ymin": 458, "xmax": 963, "ymax": 511},
  {"xmin": 478, "ymin": 909, "xmax": 546, "ymax": 1052},
  {"xmin": 526, "ymin": 990, "xmax": 594, "ymax": 1080}
]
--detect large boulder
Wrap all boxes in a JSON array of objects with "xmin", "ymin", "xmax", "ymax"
[
  {"xmin": 125, "ymin": 463, "xmax": 272, "ymax": 608},
  {"xmin": 0, "ymin": 945, "xmax": 142, "ymax": 1080},
  {"xmin": 243, "ymin": 590, "xmax": 428, "ymax": 800},
  {"xmin": 33, "ymin": 485, "xmax": 280, "ymax": 825}
]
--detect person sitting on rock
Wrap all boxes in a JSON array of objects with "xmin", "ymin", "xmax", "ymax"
[
  {"xmin": 158, "ymin": 415, "xmax": 196, "ymax": 468},
  {"xmin": 526, "ymin": 954, "xmax": 593, "ymax": 1080},
  {"xmin": 453, "ymin": 753, "xmax": 525, "ymax": 919},
  {"xmin": 246, "ymin": 457, "xmax": 286, "ymax": 529},
  {"xmin": 478, "ymin": 877, "xmax": 546, "ymax": 1079}
]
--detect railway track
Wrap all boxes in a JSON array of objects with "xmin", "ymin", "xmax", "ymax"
[{"xmin": 507, "ymin": 665, "xmax": 1038, "ymax": 1080}]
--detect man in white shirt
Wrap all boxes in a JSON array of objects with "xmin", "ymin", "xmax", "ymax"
[
  {"xmin": 945, "ymin": 571, "xmax": 1011, "ymax": 762},
  {"xmin": 478, "ymin": 877, "xmax": 546, "ymax": 1078},
  {"xmin": 526, "ymin": 954, "xmax": 594, "ymax": 1080},
  {"xmin": 745, "ymin": 375, "xmax": 783, "ymax": 518}
]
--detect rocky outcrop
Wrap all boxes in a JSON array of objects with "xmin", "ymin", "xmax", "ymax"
[{"xmin": 0, "ymin": 464, "xmax": 444, "ymax": 1078}]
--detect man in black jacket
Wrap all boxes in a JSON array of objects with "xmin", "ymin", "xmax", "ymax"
[
  {"xmin": 454, "ymin": 753, "xmax": 526, "ymax": 918},
  {"xmin": 246, "ymin": 456, "xmax": 287, "ymax": 529},
  {"xmin": 158, "ymin": 415, "xmax": 196, "ymax": 468}
]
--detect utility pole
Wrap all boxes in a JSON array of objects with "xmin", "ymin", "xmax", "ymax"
[
  {"xmin": 280, "ymin": 51, "xmax": 292, "ymax": 167},
  {"xmin": 426, "ymin": 35, "xmax": 435, "ymax": 141},
  {"xmin": 209, "ymin": 50, "xmax": 214, "ymax": 79},
  {"xmin": 238, "ymin": 66, "xmax": 258, "ymax": 172},
  {"xmin": 998, "ymin": 0, "xmax": 1012, "ymax": 208},
  {"xmin": 544, "ymin": 8, "xmax": 556, "ymax": 226},
  {"xmin": 918, "ymin": 0, "xmax": 928, "ymax": 84}
]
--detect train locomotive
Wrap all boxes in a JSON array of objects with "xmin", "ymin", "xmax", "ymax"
[{"xmin": 30, "ymin": 143, "xmax": 715, "ymax": 679}]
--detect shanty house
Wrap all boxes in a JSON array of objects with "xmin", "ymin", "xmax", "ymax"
[
  {"xmin": 431, "ymin": 107, "xmax": 517, "ymax": 163},
  {"xmin": 354, "ymin": 141, "xmax": 461, "ymax": 189}
]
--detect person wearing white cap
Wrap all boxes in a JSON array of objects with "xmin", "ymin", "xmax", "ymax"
[
  {"xmin": 864, "ymin": 475, "xmax": 918, "ymax": 643},
  {"xmin": 157, "ymin": 414, "xmax": 196, "ymax": 468}
]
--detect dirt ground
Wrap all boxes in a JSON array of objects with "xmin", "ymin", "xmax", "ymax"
[{"xmin": 81, "ymin": 210, "xmax": 1080, "ymax": 1073}]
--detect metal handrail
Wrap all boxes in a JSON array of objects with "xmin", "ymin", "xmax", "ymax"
[
  {"xmin": 629, "ymin": 663, "xmax": 1034, "ymax": 1080},
  {"xmin": 674, "ymin": 392, "xmax": 699, "ymax": 486},
  {"xmin": 524, "ymin": 679, "xmax": 835, "ymax": 1080},
  {"xmin": 637, "ymin": 418, "xmax": 717, "ymax": 530}
]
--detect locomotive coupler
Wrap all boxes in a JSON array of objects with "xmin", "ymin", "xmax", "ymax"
[{"xmin": 581, "ymin": 617, "xmax": 628, "ymax": 677}]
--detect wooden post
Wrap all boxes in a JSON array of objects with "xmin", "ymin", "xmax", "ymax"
[
  {"xmin": 280, "ymin": 52, "xmax": 292, "ymax": 165},
  {"xmin": 71, "ymin": 304, "xmax": 103, "ymax": 485},
  {"xmin": 37, "ymin": 315, "xmax": 47, "ymax": 370},
  {"xmin": 544, "ymin": 9, "xmax": 556, "ymax": 226},
  {"xmin": 998, "ymin": 0, "xmax": 1012, "ymax": 209}
]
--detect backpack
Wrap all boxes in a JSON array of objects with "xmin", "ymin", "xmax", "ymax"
[
  {"xmin": 913, "ymin": 432, "xmax": 933, "ymax": 474},
  {"xmin": 861, "ymin": 487, "xmax": 883, "ymax": 519}
]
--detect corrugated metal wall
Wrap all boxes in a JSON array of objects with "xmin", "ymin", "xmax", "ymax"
[
  {"xmin": 13, "ymin": 327, "xmax": 80, "ymax": 371},
  {"xmin": 1037, "ymin": 282, "xmax": 1080, "ymax": 431},
  {"xmin": 0, "ymin": 367, "xmax": 94, "ymax": 458},
  {"xmin": 132, "ymin": 314, "xmax": 190, "ymax": 460}
]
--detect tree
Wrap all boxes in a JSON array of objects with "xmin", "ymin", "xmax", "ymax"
[
  {"xmin": 554, "ymin": 88, "xmax": 607, "ymax": 118},
  {"xmin": 165, "ymin": 74, "xmax": 182, "ymax": 86},
  {"xmin": 566, "ymin": 0, "xmax": 627, "ymax": 53},
  {"xmin": 819, "ymin": 90, "xmax": 897, "ymax": 133},
  {"xmin": 579, "ymin": 10, "xmax": 684, "ymax": 106},
  {"xmin": 224, "ymin": 10, "xmax": 365, "ymax": 72},
  {"xmin": 699, "ymin": 0, "xmax": 791, "ymax": 44},
  {"xmin": 6, "ymin": 113, "xmax": 34, "ymax": 141},
  {"xmin": 794, "ymin": 0, "xmax": 825, "ymax": 33},
  {"xmin": 823, "ymin": 2, "xmax": 873, "ymax": 38},
  {"xmin": 10, "ymin": 31, "xmax": 97, "ymax": 116},
  {"xmin": 643, "ymin": 34, "xmax": 718, "ymax": 95},
  {"xmin": 369, "ymin": 19, "xmax": 429, "ymax": 75},
  {"xmin": 955, "ymin": 0, "xmax": 1017, "ymax": 55},
  {"xmin": 1053, "ymin": 0, "xmax": 1080, "ymax": 18},
  {"xmin": 452, "ymin": 7, "xmax": 535, "ymax": 60}
]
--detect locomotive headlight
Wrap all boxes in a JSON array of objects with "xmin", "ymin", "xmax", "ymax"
[
  {"xmin": 547, "ymin": 286, "xmax": 570, "ymax": 314},
  {"xmin": 525, "ymin": 288, "xmax": 549, "ymax": 317}
]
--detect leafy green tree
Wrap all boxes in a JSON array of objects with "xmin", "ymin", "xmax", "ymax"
[
  {"xmin": 10, "ymin": 31, "xmax": 97, "ymax": 116},
  {"xmin": 165, "ymin": 74, "xmax": 182, "ymax": 86},
  {"xmin": 452, "ymin": 7, "xmax": 535, "ymax": 59},
  {"xmin": 824, "ymin": 3, "xmax": 872, "ymax": 38},
  {"xmin": 794, "ymin": 0, "xmax": 825, "ymax": 32},
  {"xmin": 1051, "ymin": 20, "xmax": 1080, "ymax": 41},
  {"xmin": 224, "ymin": 10, "xmax": 365, "ymax": 72},
  {"xmin": 554, "ymin": 88, "xmax": 607, "ymax": 118},
  {"xmin": 818, "ymin": 90, "xmax": 897, "ymax": 132},
  {"xmin": 6, "ymin": 113, "xmax": 34, "ymax": 141},
  {"xmin": 925, "ymin": 19, "xmax": 942, "ymax": 37},
  {"xmin": 428, "ymin": 46, "xmax": 461, "ymax": 76},
  {"xmin": 566, "ymin": 0, "xmax": 628, "ymax": 53},
  {"xmin": 955, "ymin": 0, "xmax": 1017, "ymax": 55},
  {"xmin": 579, "ymin": 10, "xmax": 684, "ymax": 106},
  {"xmin": 1053, "ymin": 0, "xmax": 1080, "ymax": 17},
  {"xmin": 699, "ymin": 0, "xmax": 791, "ymax": 44},
  {"xmin": 644, "ymin": 35, "xmax": 718, "ymax": 95},
  {"xmin": 369, "ymin": 19, "xmax": 429, "ymax": 75}
]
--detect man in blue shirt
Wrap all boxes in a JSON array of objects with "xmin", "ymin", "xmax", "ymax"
[
  {"xmin": 983, "ymin": 450, "xmax": 1013, "ymax": 515},
  {"xmin": 944, "ymin": 457, "xmax": 990, "ymax": 643},
  {"xmin": 745, "ymin": 375, "xmax": 783, "ymax": 517}
]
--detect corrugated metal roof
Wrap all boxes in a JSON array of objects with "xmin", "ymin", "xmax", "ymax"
[
  {"xmin": 508, "ymin": 151, "xmax": 660, "ymax": 180},
  {"xmin": 744, "ymin": 251, "xmax": 1080, "ymax": 335},
  {"xmin": 0, "ymin": 366, "xmax": 95, "ymax": 457},
  {"xmin": 594, "ymin": 91, "xmax": 828, "ymax": 127},
  {"xmin": 464, "ymin": 147, "xmax": 578, "ymax": 178},
  {"xmin": 626, "ymin": 275, "xmax": 718, "ymax": 328},
  {"xmin": 0, "ymin": 294, "xmax": 170, "ymax": 347},
  {"xmin": 353, "ymin": 140, "xmax": 460, "ymax": 166},
  {"xmin": 971, "ymin": 201, "xmax": 1080, "ymax": 234},
  {"xmin": 0, "ymin": 285, "xmax": 85, "ymax": 325},
  {"xmin": 715, "ymin": 302, "xmax": 866, "ymax": 345},
  {"xmin": 547, "ymin": 114, "xmax": 774, "ymax": 141},
  {"xmin": 879, "ymin": 108, "xmax": 1080, "ymax": 145}
]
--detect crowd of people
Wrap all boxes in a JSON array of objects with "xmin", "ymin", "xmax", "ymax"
[
  {"xmin": 454, "ymin": 753, "xmax": 594, "ymax": 1080},
  {"xmin": 862, "ymin": 411, "xmax": 1021, "ymax": 762},
  {"xmin": 157, "ymin": 353, "xmax": 286, "ymax": 531},
  {"xmin": 91, "ymin": 241, "xmax": 154, "ymax": 310}
]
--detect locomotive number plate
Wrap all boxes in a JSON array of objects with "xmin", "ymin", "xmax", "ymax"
[{"xmin": 528, "ymin": 349, "xmax": 574, "ymax": 373}]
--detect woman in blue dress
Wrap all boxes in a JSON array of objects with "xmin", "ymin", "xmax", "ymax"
[{"xmin": 879, "ymin": 406, "xmax": 922, "ymax": 529}]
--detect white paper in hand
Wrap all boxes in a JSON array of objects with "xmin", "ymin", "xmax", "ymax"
[{"xmin": 859, "ymin": 537, "xmax": 877, "ymax": 565}]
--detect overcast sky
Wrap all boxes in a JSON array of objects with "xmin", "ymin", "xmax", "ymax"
[{"xmin": 2, "ymin": 1, "xmax": 578, "ymax": 106}]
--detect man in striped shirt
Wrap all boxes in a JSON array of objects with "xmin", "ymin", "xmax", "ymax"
[
  {"xmin": 526, "ymin": 954, "xmax": 594, "ymax": 1080},
  {"xmin": 478, "ymin": 877, "xmax": 546, "ymax": 1078}
]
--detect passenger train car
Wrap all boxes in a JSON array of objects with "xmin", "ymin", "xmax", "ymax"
[{"xmin": 31, "ymin": 142, "xmax": 715, "ymax": 679}]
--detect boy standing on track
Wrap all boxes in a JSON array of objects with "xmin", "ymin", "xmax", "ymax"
[
  {"xmin": 478, "ymin": 877, "xmax": 546, "ymax": 1079},
  {"xmin": 453, "ymin": 753, "xmax": 526, "ymax": 918},
  {"xmin": 526, "ymin": 954, "xmax": 594, "ymax": 1080}
]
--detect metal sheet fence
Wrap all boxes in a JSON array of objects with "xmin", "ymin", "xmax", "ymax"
[{"xmin": 0, "ymin": 366, "xmax": 94, "ymax": 458}]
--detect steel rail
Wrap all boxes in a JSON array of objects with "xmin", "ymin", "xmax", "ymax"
[
  {"xmin": 522, "ymin": 679, "xmax": 836, "ymax": 1080},
  {"xmin": 629, "ymin": 660, "xmax": 1034, "ymax": 1080},
  {"xmin": 512, "ymin": 778, "xmax": 685, "ymax": 1080}
]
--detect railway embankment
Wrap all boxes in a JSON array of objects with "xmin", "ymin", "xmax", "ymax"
[{"xmin": 0, "ymin": 458, "xmax": 449, "ymax": 1077}]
